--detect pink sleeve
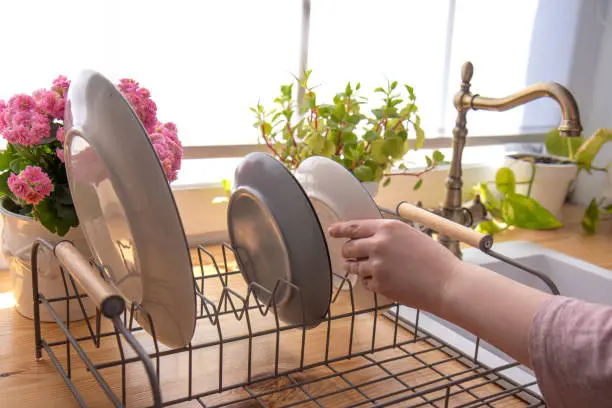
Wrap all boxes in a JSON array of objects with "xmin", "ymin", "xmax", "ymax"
[{"xmin": 528, "ymin": 295, "xmax": 612, "ymax": 407}]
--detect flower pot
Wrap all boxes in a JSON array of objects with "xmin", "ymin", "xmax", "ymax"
[
  {"xmin": 504, "ymin": 154, "xmax": 578, "ymax": 221},
  {"xmin": 0, "ymin": 198, "xmax": 96, "ymax": 322}
]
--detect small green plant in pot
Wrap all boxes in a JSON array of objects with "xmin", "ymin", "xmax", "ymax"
[
  {"xmin": 546, "ymin": 127, "xmax": 612, "ymax": 233},
  {"xmin": 473, "ymin": 128, "xmax": 612, "ymax": 234},
  {"xmin": 250, "ymin": 70, "xmax": 445, "ymax": 191}
]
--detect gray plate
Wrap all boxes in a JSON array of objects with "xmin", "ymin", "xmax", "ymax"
[
  {"xmin": 64, "ymin": 70, "xmax": 196, "ymax": 348},
  {"xmin": 227, "ymin": 152, "xmax": 332, "ymax": 328}
]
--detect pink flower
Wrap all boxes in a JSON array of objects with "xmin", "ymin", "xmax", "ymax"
[
  {"xmin": 148, "ymin": 121, "xmax": 182, "ymax": 182},
  {"xmin": 117, "ymin": 79, "xmax": 158, "ymax": 133},
  {"xmin": 52, "ymin": 75, "xmax": 70, "ymax": 97},
  {"xmin": 8, "ymin": 166, "xmax": 54, "ymax": 206},
  {"xmin": 0, "ymin": 95, "xmax": 51, "ymax": 145},
  {"xmin": 0, "ymin": 100, "xmax": 7, "ymax": 131},
  {"xmin": 33, "ymin": 88, "xmax": 66, "ymax": 120},
  {"xmin": 56, "ymin": 126, "xmax": 65, "ymax": 144},
  {"xmin": 8, "ymin": 94, "xmax": 37, "ymax": 111},
  {"xmin": 56, "ymin": 148, "xmax": 65, "ymax": 163}
]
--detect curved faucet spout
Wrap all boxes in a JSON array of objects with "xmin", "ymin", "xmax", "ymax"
[
  {"xmin": 453, "ymin": 62, "xmax": 582, "ymax": 137},
  {"xmin": 438, "ymin": 61, "xmax": 583, "ymax": 259}
]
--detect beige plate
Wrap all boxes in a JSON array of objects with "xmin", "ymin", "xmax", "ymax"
[
  {"xmin": 64, "ymin": 70, "xmax": 196, "ymax": 348},
  {"xmin": 295, "ymin": 156, "xmax": 393, "ymax": 310}
]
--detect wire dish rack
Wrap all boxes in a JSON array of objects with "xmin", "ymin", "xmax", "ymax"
[{"xmin": 30, "ymin": 238, "xmax": 550, "ymax": 408}]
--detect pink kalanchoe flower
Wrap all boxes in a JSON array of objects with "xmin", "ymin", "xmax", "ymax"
[
  {"xmin": 117, "ymin": 79, "xmax": 158, "ymax": 133},
  {"xmin": 52, "ymin": 75, "xmax": 70, "ymax": 97},
  {"xmin": 8, "ymin": 166, "xmax": 54, "ymax": 206},
  {"xmin": 56, "ymin": 126, "xmax": 65, "ymax": 144},
  {"xmin": 148, "ymin": 121, "xmax": 182, "ymax": 182},
  {"xmin": 0, "ymin": 100, "xmax": 7, "ymax": 131},
  {"xmin": 8, "ymin": 94, "xmax": 37, "ymax": 112},
  {"xmin": 1, "ymin": 96, "xmax": 50, "ymax": 145},
  {"xmin": 34, "ymin": 89, "xmax": 57, "ymax": 115},
  {"xmin": 33, "ymin": 88, "xmax": 66, "ymax": 120},
  {"xmin": 56, "ymin": 148, "xmax": 65, "ymax": 163}
]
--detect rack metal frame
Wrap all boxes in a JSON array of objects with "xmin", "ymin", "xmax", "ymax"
[{"xmin": 30, "ymin": 239, "xmax": 551, "ymax": 407}]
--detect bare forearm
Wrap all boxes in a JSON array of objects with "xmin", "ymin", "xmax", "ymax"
[{"xmin": 433, "ymin": 261, "xmax": 552, "ymax": 368}]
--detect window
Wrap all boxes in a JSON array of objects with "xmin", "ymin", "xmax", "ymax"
[{"xmin": 0, "ymin": 0, "xmax": 586, "ymax": 153}]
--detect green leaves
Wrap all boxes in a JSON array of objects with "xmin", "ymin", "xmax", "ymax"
[
  {"xmin": 413, "ymin": 179, "xmax": 423, "ymax": 190},
  {"xmin": 475, "ymin": 219, "xmax": 507, "ymax": 235},
  {"xmin": 341, "ymin": 132, "xmax": 357, "ymax": 145},
  {"xmin": 472, "ymin": 182, "xmax": 501, "ymax": 218},
  {"xmin": 545, "ymin": 128, "xmax": 584, "ymax": 159},
  {"xmin": 495, "ymin": 167, "xmax": 516, "ymax": 195},
  {"xmin": 321, "ymin": 139, "xmax": 336, "ymax": 157},
  {"xmin": 575, "ymin": 128, "xmax": 612, "ymax": 170},
  {"xmin": 363, "ymin": 130, "xmax": 378, "ymax": 142},
  {"xmin": 0, "ymin": 171, "xmax": 10, "ymax": 197},
  {"xmin": 0, "ymin": 149, "xmax": 12, "ymax": 171},
  {"xmin": 370, "ymin": 139, "xmax": 388, "ymax": 164},
  {"xmin": 581, "ymin": 198, "xmax": 600, "ymax": 234},
  {"xmin": 35, "ymin": 196, "xmax": 79, "ymax": 237},
  {"xmin": 354, "ymin": 165, "xmax": 374, "ymax": 182},
  {"xmin": 433, "ymin": 150, "xmax": 445, "ymax": 164},
  {"xmin": 222, "ymin": 179, "xmax": 232, "ymax": 197},
  {"xmin": 382, "ymin": 137, "xmax": 404, "ymax": 160},
  {"xmin": 500, "ymin": 193, "xmax": 562, "ymax": 230},
  {"xmin": 250, "ymin": 70, "xmax": 430, "ymax": 187},
  {"xmin": 414, "ymin": 125, "xmax": 425, "ymax": 150}
]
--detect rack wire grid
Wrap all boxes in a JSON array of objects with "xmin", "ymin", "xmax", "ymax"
[{"xmin": 30, "ymin": 239, "xmax": 550, "ymax": 408}]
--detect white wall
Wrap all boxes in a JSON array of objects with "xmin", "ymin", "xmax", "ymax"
[{"xmin": 569, "ymin": 0, "xmax": 612, "ymax": 205}]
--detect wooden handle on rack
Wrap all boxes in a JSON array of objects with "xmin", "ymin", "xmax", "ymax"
[
  {"xmin": 396, "ymin": 202, "xmax": 493, "ymax": 251},
  {"xmin": 54, "ymin": 241, "xmax": 125, "ymax": 318}
]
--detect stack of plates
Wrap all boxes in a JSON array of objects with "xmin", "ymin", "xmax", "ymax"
[{"xmin": 227, "ymin": 153, "xmax": 392, "ymax": 329}]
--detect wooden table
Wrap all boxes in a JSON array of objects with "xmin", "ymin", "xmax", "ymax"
[{"xmin": 0, "ymin": 205, "xmax": 610, "ymax": 408}]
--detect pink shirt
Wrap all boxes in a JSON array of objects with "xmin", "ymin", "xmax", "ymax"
[{"xmin": 529, "ymin": 295, "xmax": 612, "ymax": 407}]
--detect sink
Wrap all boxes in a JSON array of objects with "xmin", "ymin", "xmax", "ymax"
[{"xmin": 387, "ymin": 240, "xmax": 612, "ymax": 396}]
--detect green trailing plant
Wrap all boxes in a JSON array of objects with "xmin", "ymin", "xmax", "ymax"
[
  {"xmin": 472, "ymin": 128, "xmax": 612, "ymax": 235},
  {"xmin": 251, "ymin": 70, "xmax": 445, "ymax": 189}
]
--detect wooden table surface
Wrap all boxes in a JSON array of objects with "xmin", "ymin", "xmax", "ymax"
[{"xmin": 0, "ymin": 204, "xmax": 610, "ymax": 408}]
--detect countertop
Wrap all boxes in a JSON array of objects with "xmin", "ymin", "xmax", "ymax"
[{"xmin": 0, "ymin": 204, "xmax": 610, "ymax": 408}]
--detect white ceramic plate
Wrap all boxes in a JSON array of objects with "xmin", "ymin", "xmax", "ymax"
[
  {"xmin": 295, "ymin": 156, "xmax": 393, "ymax": 310},
  {"xmin": 64, "ymin": 70, "xmax": 196, "ymax": 348},
  {"xmin": 228, "ymin": 152, "xmax": 332, "ymax": 328}
]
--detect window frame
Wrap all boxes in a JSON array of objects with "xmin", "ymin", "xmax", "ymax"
[{"xmin": 184, "ymin": 0, "xmax": 547, "ymax": 159}]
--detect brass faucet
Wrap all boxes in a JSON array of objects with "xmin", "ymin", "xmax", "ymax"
[{"xmin": 436, "ymin": 61, "xmax": 583, "ymax": 258}]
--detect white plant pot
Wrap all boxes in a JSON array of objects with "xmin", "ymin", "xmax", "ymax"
[
  {"xmin": 0, "ymin": 198, "xmax": 96, "ymax": 322},
  {"xmin": 505, "ymin": 156, "xmax": 578, "ymax": 221}
]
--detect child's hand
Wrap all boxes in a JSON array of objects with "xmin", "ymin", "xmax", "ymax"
[{"xmin": 328, "ymin": 219, "xmax": 461, "ymax": 313}]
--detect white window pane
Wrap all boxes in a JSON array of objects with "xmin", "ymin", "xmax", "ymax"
[
  {"xmin": 445, "ymin": 0, "xmax": 581, "ymax": 137},
  {"xmin": 0, "ymin": 0, "xmax": 302, "ymax": 147},
  {"xmin": 308, "ymin": 0, "xmax": 451, "ymax": 138}
]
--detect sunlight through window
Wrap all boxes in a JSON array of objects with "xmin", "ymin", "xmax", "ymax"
[{"xmin": 0, "ymin": 292, "xmax": 16, "ymax": 309}]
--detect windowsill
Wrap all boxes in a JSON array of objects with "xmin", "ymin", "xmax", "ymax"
[
  {"xmin": 171, "ymin": 144, "xmax": 528, "ymax": 245},
  {"xmin": 171, "ymin": 144, "xmax": 523, "ymax": 191}
]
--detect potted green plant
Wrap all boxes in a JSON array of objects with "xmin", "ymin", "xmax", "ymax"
[
  {"xmin": 0, "ymin": 76, "xmax": 182, "ymax": 321},
  {"xmin": 250, "ymin": 70, "xmax": 445, "ymax": 196},
  {"xmin": 473, "ymin": 128, "xmax": 612, "ymax": 235}
]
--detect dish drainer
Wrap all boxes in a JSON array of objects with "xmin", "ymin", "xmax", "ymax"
[{"xmin": 30, "ymin": 236, "xmax": 554, "ymax": 408}]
